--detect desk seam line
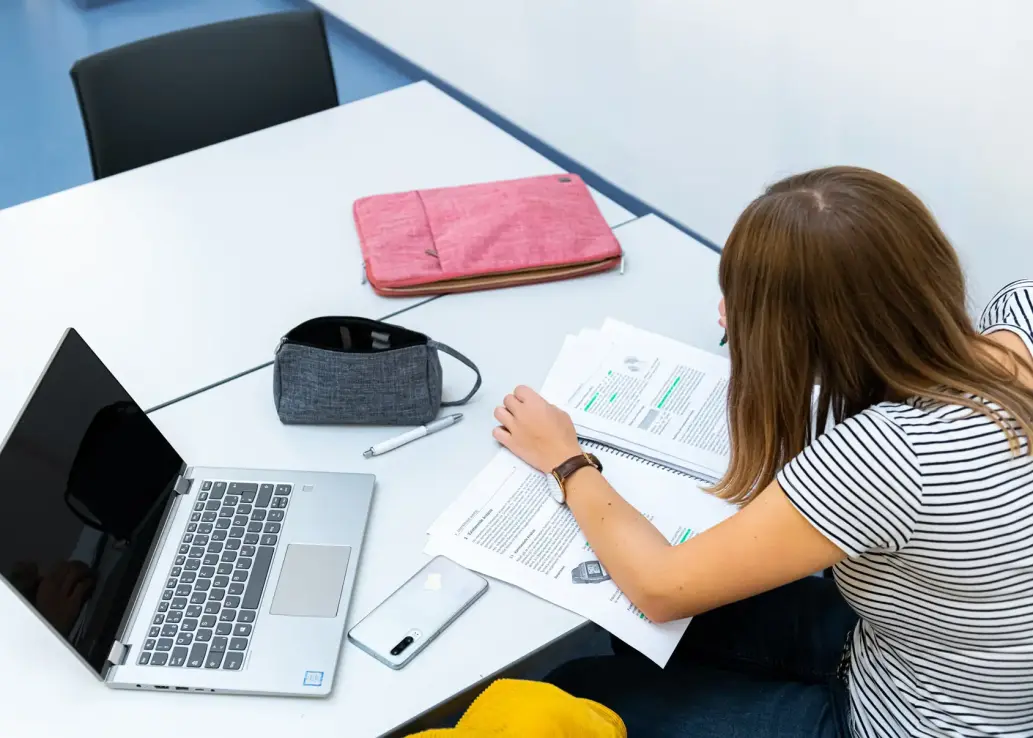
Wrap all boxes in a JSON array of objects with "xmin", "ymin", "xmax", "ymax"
[{"xmin": 143, "ymin": 294, "xmax": 444, "ymax": 413}]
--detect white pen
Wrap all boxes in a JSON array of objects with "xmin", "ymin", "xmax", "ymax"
[{"xmin": 363, "ymin": 413, "xmax": 464, "ymax": 458}]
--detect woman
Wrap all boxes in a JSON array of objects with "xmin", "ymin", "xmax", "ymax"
[{"xmin": 492, "ymin": 166, "xmax": 1033, "ymax": 737}]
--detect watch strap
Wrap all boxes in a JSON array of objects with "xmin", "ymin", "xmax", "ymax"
[{"xmin": 552, "ymin": 453, "xmax": 603, "ymax": 491}]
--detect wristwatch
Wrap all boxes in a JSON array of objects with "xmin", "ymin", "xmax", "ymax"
[
  {"xmin": 546, "ymin": 452, "xmax": 603, "ymax": 504},
  {"xmin": 571, "ymin": 560, "xmax": 611, "ymax": 584}
]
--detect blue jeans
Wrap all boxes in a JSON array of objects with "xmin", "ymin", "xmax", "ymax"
[{"xmin": 547, "ymin": 577, "xmax": 858, "ymax": 738}]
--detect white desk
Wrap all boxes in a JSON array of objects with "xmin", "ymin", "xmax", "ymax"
[
  {"xmin": 0, "ymin": 216, "xmax": 717, "ymax": 737},
  {"xmin": 0, "ymin": 81, "xmax": 632, "ymax": 432}
]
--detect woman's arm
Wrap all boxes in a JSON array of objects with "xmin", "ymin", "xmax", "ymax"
[
  {"xmin": 493, "ymin": 386, "xmax": 846, "ymax": 623},
  {"xmin": 563, "ymin": 468, "xmax": 844, "ymax": 621}
]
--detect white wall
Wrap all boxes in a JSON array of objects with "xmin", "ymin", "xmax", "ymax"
[{"xmin": 316, "ymin": 0, "xmax": 1033, "ymax": 312}]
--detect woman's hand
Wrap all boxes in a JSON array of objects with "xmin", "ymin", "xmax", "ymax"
[
  {"xmin": 493, "ymin": 386, "xmax": 583, "ymax": 473},
  {"xmin": 718, "ymin": 297, "xmax": 726, "ymax": 329}
]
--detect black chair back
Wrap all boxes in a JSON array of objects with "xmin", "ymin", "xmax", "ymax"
[{"xmin": 70, "ymin": 10, "xmax": 338, "ymax": 179}]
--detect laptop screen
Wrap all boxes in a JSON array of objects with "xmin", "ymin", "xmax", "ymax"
[{"xmin": 0, "ymin": 329, "xmax": 184, "ymax": 674}]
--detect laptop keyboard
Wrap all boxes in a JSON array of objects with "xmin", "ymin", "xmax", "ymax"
[{"xmin": 136, "ymin": 480, "xmax": 292, "ymax": 670}]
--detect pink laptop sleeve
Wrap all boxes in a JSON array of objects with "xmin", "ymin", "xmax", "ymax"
[{"xmin": 353, "ymin": 174, "xmax": 623, "ymax": 296}]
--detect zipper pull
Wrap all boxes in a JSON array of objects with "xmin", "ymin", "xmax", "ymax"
[
  {"xmin": 360, "ymin": 260, "xmax": 367, "ymax": 285},
  {"xmin": 619, "ymin": 255, "xmax": 626, "ymax": 275}
]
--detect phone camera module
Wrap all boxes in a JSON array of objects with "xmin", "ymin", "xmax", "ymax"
[{"xmin": 390, "ymin": 635, "xmax": 415, "ymax": 656}]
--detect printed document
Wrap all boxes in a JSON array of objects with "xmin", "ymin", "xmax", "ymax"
[
  {"xmin": 427, "ymin": 319, "xmax": 737, "ymax": 665},
  {"xmin": 426, "ymin": 445, "xmax": 735, "ymax": 666},
  {"xmin": 544, "ymin": 320, "xmax": 732, "ymax": 481}
]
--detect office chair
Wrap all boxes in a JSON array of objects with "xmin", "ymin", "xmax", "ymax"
[{"xmin": 70, "ymin": 10, "xmax": 339, "ymax": 179}]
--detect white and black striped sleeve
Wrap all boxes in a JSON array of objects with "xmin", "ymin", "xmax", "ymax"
[
  {"xmin": 776, "ymin": 411, "xmax": 923, "ymax": 557},
  {"xmin": 979, "ymin": 278, "xmax": 1033, "ymax": 355}
]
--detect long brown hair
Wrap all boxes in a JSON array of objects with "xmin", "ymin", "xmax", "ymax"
[{"xmin": 711, "ymin": 166, "xmax": 1033, "ymax": 505}]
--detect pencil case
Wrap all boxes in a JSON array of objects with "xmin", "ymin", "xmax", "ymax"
[
  {"xmin": 353, "ymin": 174, "xmax": 623, "ymax": 296},
  {"xmin": 273, "ymin": 316, "xmax": 481, "ymax": 426}
]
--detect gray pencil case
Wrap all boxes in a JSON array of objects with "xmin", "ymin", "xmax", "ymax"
[{"xmin": 273, "ymin": 316, "xmax": 481, "ymax": 426}]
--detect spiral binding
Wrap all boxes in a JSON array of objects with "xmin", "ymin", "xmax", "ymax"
[{"xmin": 579, "ymin": 439, "xmax": 713, "ymax": 484}]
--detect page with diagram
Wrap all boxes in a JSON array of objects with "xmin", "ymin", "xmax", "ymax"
[
  {"xmin": 425, "ymin": 445, "xmax": 736, "ymax": 666},
  {"xmin": 541, "ymin": 320, "xmax": 732, "ymax": 481}
]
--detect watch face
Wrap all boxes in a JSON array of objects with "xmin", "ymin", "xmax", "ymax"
[{"xmin": 546, "ymin": 473, "xmax": 565, "ymax": 503}]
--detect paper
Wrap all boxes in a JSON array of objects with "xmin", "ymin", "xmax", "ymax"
[
  {"xmin": 427, "ymin": 319, "xmax": 737, "ymax": 665},
  {"xmin": 426, "ymin": 445, "xmax": 735, "ymax": 666},
  {"xmin": 543, "ymin": 320, "xmax": 732, "ymax": 481}
]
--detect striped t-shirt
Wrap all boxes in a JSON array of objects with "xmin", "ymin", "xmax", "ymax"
[{"xmin": 777, "ymin": 280, "xmax": 1033, "ymax": 737}]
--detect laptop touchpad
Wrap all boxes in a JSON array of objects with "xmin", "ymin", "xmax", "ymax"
[{"xmin": 270, "ymin": 544, "xmax": 352, "ymax": 617}]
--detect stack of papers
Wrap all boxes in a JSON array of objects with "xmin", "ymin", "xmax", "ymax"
[
  {"xmin": 425, "ymin": 320, "xmax": 737, "ymax": 666},
  {"xmin": 541, "ymin": 319, "xmax": 733, "ymax": 482}
]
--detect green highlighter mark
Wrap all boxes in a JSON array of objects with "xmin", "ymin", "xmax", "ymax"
[
  {"xmin": 677, "ymin": 529, "xmax": 693, "ymax": 544},
  {"xmin": 585, "ymin": 392, "xmax": 600, "ymax": 411},
  {"xmin": 609, "ymin": 392, "xmax": 618, "ymax": 403},
  {"xmin": 657, "ymin": 376, "xmax": 681, "ymax": 409}
]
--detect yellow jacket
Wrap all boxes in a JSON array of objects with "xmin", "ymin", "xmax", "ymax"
[{"xmin": 410, "ymin": 679, "xmax": 626, "ymax": 737}]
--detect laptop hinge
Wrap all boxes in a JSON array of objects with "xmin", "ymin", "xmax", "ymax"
[
  {"xmin": 107, "ymin": 640, "xmax": 130, "ymax": 667},
  {"xmin": 173, "ymin": 475, "xmax": 192, "ymax": 496}
]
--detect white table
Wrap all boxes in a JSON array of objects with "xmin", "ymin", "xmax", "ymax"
[
  {"xmin": 0, "ymin": 81, "xmax": 632, "ymax": 431},
  {"xmin": 0, "ymin": 216, "xmax": 717, "ymax": 737}
]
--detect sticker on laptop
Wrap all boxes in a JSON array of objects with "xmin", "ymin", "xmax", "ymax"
[{"xmin": 303, "ymin": 671, "xmax": 324, "ymax": 687}]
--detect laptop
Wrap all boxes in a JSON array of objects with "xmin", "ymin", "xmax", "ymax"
[{"xmin": 0, "ymin": 329, "xmax": 375, "ymax": 696}]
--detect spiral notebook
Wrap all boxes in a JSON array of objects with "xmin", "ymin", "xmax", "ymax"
[{"xmin": 541, "ymin": 319, "xmax": 732, "ymax": 483}]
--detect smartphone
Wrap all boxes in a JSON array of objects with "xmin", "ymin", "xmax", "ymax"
[{"xmin": 348, "ymin": 556, "xmax": 488, "ymax": 669}]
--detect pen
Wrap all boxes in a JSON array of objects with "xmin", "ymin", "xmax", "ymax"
[
  {"xmin": 363, "ymin": 413, "xmax": 464, "ymax": 458},
  {"xmin": 719, "ymin": 332, "xmax": 728, "ymax": 347}
]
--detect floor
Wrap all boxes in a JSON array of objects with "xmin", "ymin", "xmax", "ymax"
[{"xmin": 0, "ymin": 0, "xmax": 414, "ymax": 211}]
